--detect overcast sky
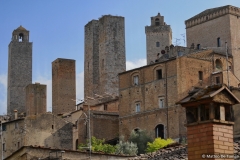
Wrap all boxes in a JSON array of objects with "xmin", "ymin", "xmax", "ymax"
[{"xmin": 1, "ymin": 0, "xmax": 240, "ymax": 115}]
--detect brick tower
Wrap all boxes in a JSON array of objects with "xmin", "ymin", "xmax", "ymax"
[
  {"xmin": 178, "ymin": 85, "xmax": 239, "ymax": 160},
  {"xmin": 7, "ymin": 26, "xmax": 32, "ymax": 116},
  {"xmin": 26, "ymin": 82, "xmax": 47, "ymax": 116},
  {"xmin": 145, "ymin": 13, "xmax": 172, "ymax": 64},
  {"xmin": 84, "ymin": 15, "xmax": 126, "ymax": 101},
  {"xmin": 52, "ymin": 58, "xmax": 76, "ymax": 114},
  {"xmin": 185, "ymin": 5, "xmax": 240, "ymax": 80}
]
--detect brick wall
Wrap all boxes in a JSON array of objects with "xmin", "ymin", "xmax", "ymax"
[
  {"xmin": 52, "ymin": 58, "xmax": 76, "ymax": 115},
  {"xmin": 187, "ymin": 123, "xmax": 234, "ymax": 160},
  {"xmin": 25, "ymin": 83, "xmax": 47, "ymax": 116}
]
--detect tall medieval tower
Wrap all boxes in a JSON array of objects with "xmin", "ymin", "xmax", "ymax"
[
  {"xmin": 7, "ymin": 26, "xmax": 32, "ymax": 116},
  {"xmin": 52, "ymin": 58, "xmax": 76, "ymax": 115},
  {"xmin": 185, "ymin": 5, "xmax": 240, "ymax": 80},
  {"xmin": 145, "ymin": 13, "xmax": 172, "ymax": 64},
  {"xmin": 84, "ymin": 15, "xmax": 126, "ymax": 101}
]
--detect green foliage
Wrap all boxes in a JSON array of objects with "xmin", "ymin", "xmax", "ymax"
[
  {"xmin": 129, "ymin": 129, "xmax": 153, "ymax": 155},
  {"xmin": 78, "ymin": 136, "xmax": 116, "ymax": 154},
  {"xmin": 115, "ymin": 136, "xmax": 138, "ymax": 156},
  {"xmin": 146, "ymin": 138, "xmax": 174, "ymax": 153}
]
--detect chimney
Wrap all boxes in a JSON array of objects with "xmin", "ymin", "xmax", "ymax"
[
  {"xmin": 177, "ymin": 85, "xmax": 239, "ymax": 160},
  {"xmin": 14, "ymin": 110, "xmax": 18, "ymax": 119}
]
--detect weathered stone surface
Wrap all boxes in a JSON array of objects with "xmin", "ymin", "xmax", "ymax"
[{"xmin": 7, "ymin": 26, "xmax": 32, "ymax": 116}]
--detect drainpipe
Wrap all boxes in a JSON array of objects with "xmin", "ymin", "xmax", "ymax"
[{"xmin": 165, "ymin": 62, "xmax": 169, "ymax": 138}]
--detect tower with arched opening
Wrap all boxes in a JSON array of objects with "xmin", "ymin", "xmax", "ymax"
[
  {"xmin": 145, "ymin": 13, "xmax": 172, "ymax": 64},
  {"xmin": 7, "ymin": 26, "xmax": 32, "ymax": 116}
]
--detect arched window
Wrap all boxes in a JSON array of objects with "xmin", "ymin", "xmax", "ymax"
[
  {"xmin": 155, "ymin": 18, "xmax": 160, "ymax": 26},
  {"xmin": 19, "ymin": 33, "xmax": 24, "ymax": 42},
  {"xmin": 215, "ymin": 59, "xmax": 223, "ymax": 70},
  {"xmin": 155, "ymin": 124, "xmax": 164, "ymax": 138},
  {"xmin": 197, "ymin": 44, "xmax": 201, "ymax": 50}
]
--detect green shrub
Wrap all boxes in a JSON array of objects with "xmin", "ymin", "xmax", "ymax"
[
  {"xmin": 146, "ymin": 138, "xmax": 174, "ymax": 153},
  {"xmin": 129, "ymin": 129, "xmax": 153, "ymax": 154},
  {"xmin": 115, "ymin": 136, "xmax": 138, "ymax": 156},
  {"xmin": 78, "ymin": 136, "xmax": 116, "ymax": 154}
]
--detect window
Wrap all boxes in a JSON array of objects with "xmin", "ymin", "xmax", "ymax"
[
  {"xmin": 19, "ymin": 33, "xmax": 23, "ymax": 42},
  {"xmin": 159, "ymin": 98, "xmax": 164, "ymax": 108},
  {"xmin": 3, "ymin": 143, "xmax": 5, "ymax": 151},
  {"xmin": 197, "ymin": 44, "xmax": 201, "ymax": 50},
  {"xmin": 17, "ymin": 142, "xmax": 20, "ymax": 149},
  {"xmin": 2, "ymin": 124, "xmax": 6, "ymax": 131},
  {"xmin": 217, "ymin": 37, "xmax": 221, "ymax": 47},
  {"xmin": 215, "ymin": 59, "xmax": 222, "ymax": 70},
  {"xmin": 15, "ymin": 122, "xmax": 18, "ymax": 129},
  {"xmin": 157, "ymin": 69, "xmax": 162, "ymax": 79},
  {"xmin": 135, "ymin": 103, "xmax": 140, "ymax": 112},
  {"xmin": 104, "ymin": 104, "xmax": 107, "ymax": 110},
  {"xmin": 156, "ymin": 42, "xmax": 160, "ymax": 47},
  {"xmin": 216, "ymin": 76, "xmax": 220, "ymax": 84},
  {"xmin": 229, "ymin": 66, "xmax": 231, "ymax": 70},
  {"xmin": 155, "ymin": 124, "xmax": 164, "ymax": 138},
  {"xmin": 198, "ymin": 71, "xmax": 203, "ymax": 80},
  {"xmin": 133, "ymin": 75, "xmax": 139, "ymax": 85},
  {"xmin": 155, "ymin": 18, "xmax": 160, "ymax": 26}
]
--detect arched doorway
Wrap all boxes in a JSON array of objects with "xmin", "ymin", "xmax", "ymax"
[{"xmin": 155, "ymin": 124, "xmax": 164, "ymax": 139}]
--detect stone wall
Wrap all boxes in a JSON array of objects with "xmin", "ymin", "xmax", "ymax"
[
  {"xmin": 84, "ymin": 15, "xmax": 126, "ymax": 101},
  {"xmin": 78, "ymin": 111, "xmax": 119, "ymax": 144},
  {"xmin": 186, "ymin": 5, "xmax": 240, "ymax": 80},
  {"xmin": 52, "ymin": 58, "xmax": 76, "ymax": 115},
  {"xmin": 25, "ymin": 83, "xmax": 47, "ymax": 116},
  {"xmin": 1, "ymin": 113, "xmax": 73, "ymax": 158},
  {"xmin": 7, "ymin": 26, "xmax": 32, "ymax": 116}
]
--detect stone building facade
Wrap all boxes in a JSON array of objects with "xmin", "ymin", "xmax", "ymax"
[
  {"xmin": 7, "ymin": 26, "xmax": 32, "ymax": 116},
  {"xmin": 25, "ymin": 82, "xmax": 47, "ymax": 116},
  {"xmin": 52, "ymin": 58, "xmax": 76, "ymax": 115},
  {"xmin": 84, "ymin": 15, "xmax": 126, "ymax": 101},
  {"xmin": 118, "ymin": 46, "xmax": 239, "ymax": 140},
  {"xmin": 78, "ymin": 111, "xmax": 119, "ymax": 144},
  {"xmin": 185, "ymin": 5, "xmax": 240, "ymax": 80},
  {"xmin": 145, "ymin": 13, "xmax": 172, "ymax": 64},
  {"xmin": 0, "ymin": 113, "xmax": 73, "ymax": 159}
]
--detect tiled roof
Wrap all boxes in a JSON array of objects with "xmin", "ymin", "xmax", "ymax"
[{"xmin": 131, "ymin": 140, "xmax": 240, "ymax": 160}]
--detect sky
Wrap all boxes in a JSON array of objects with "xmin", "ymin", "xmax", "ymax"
[{"xmin": 1, "ymin": 0, "xmax": 240, "ymax": 115}]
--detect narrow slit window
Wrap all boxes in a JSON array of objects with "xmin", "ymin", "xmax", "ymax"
[
  {"xmin": 135, "ymin": 103, "xmax": 140, "ymax": 112},
  {"xmin": 217, "ymin": 37, "xmax": 221, "ymax": 47},
  {"xmin": 159, "ymin": 98, "xmax": 164, "ymax": 108},
  {"xmin": 157, "ymin": 69, "xmax": 162, "ymax": 79},
  {"xmin": 199, "ymin": 71, "xmax": 203, "ymax": 80},
  {"xmin": 133, "ymin": 75, "xmax": 139, "ymax": 85},
  {"xmin": 216, "ymin": 77, "xmax": 220, "ymax": 84},
  {"xmin": 197, "ymin": 44, "xmax": 201, "ymax": 50}
]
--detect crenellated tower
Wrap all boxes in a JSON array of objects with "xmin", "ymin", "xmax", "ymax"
[{"xmin": 145, "ymin": 13, "xmax": 172, "ymax": 64}]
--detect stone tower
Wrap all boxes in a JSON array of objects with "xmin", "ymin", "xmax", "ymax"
[
  {"xmin": 84, "ymin": 15, "xmax": 126, "ymax": 101},
  {"xmin": 185, "ymin": 5, "xmax": 240, "ymax": 80},
  {"xmin": 26, "ymin": 82, "xmax": 47, "ymax": 116},
  {"xmin": 52, "ymin": 58, "xmax": 76, "ymax": 115},
  {"xmin": 145, "ymin": 13, "xmax": 172, "ymax": 64},
  {"xmin": 7, "ymin": 26, "xmax": 32, "ymax": 116}
]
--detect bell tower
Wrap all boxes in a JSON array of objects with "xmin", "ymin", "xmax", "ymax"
[
  {"xmin": 7, "ymin": 26, "xmax": 32, "ymax": 116},
  {"xmin": 145, "ymin": 13, "xmax": 172, "ymax": 64}
]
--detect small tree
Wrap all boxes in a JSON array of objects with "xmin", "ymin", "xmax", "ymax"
[
  {"xmin": 129, "ymin": 129, "xmax": 153, "ymax": 155},
  {"xmin": 146, "ymin": 138, "xmax": 174, "ymax": 153}
]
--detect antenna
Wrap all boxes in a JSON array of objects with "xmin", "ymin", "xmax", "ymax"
[
  {"xmin": 181, "ymin": 33, "xmax": 186, "ymax": 47},
  {"xmin": 174, "ymin": 38, "xmax": 181, "ymax": 46}
]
